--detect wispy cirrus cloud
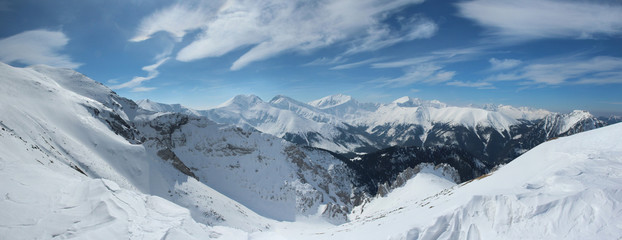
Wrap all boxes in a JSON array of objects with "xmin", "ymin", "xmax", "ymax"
[
  {"xmin": 302, "ymin": 56, "xmax": 346, "ymax": 67},
  {"xmin": 131, "ymin": 87, "xmax": 157, "ymax": 92},
  {"xmin": 447, "ymin": 80, "xmax": 494, "ymax": 89},
  {"xmin": 489, "ymin": 58, "xmax": 521, "ymax": 71},
  {"xmin": 379, "ymin": 63, "xmax": 455, "ymax": 87},
  {"xmin": 521, "ymin": 56, "xmax": 622, "ymax": 85},
  {"xmin": 0, "ymin": 30, "xmax": 81, "ymax": 68},
  {"xmin": 485, "ymin": 56, "xmax": 622, "ymax": 85},
  {"xmin": 372, "ymin": 46, "xmax": 487, "ymax": 69},
  {"xmin": 331, "ymin": 58, "xmax": 384, "ymax": 70},
  {"xmin": 133, "ymin": 0, "xmax": 430, "ymax": 70},
  {"xmin": 130, "ymin": 2, "xmax": 218, "ymax": 42},
  {"xmin": 344, "ymin": 16, "xmax": 437, "ymax": 55},
  {"xmin": 457, "ymin": 0, "xmax": 622, "ymax": 40},
  {"xmin": 369, "ymin": 46, "xmax": 489, "ymax": 87},
  {"xmin": 111, "ymin": 57, "xmax": 169, "ymax": 91},
  {"xmin": 371, "ymin": 56, "xmax": 435, "ymax": 68}
]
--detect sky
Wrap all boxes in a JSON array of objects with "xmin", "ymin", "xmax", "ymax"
[{"xmin": 0, "ymin": 0, "xmax": 621, "ymax": 116}]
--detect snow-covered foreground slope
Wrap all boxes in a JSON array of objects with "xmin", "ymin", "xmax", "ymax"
[
  {"xmin": 2, "ymin": 62, "xmax": 620, "ymax": 239},
  {"xmin": 0, "ymin": 132, "xmax": 246, "ymax": 239},
  {"xmin": 0, "ymin": 62, "xmax": 277, "ymax": 232},
  {"xmin": 258, "ymin": 123, "xmax": 622, "ymax": 239},
  {"xmin": 0, "ymin": 62, "xmax": 364, "ymax": 234}
]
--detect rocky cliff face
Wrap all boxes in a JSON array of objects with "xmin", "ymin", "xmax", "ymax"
[{"xmin": 134, "ymin": 113, "xmax": 361, "ymax": 222}]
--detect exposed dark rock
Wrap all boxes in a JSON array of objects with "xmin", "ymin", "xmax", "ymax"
[{"xmin": 157, "ymin": 148, "xmax": 199, "ymax": 181}]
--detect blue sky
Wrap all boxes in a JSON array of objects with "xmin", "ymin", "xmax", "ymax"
[{"xmin": 1, "ymin": 0, "xmax": 621, "ymax": 116}]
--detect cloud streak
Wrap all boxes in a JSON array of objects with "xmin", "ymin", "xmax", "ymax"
[
  {"xmin": 447, "ymin": 80, "xmax": 494, "ymax": 89},
  {"xmin": 380, "ymin": 63, "xmax": 455, "ymax": 87},
  {"xmin": 344, "ymin": 16, "xmax": 437, "ymax": 55},
  {"xmin": 457, "ymin": 0, "xmax": 622, "ymax": 40},
  {"xmin": 331, "ymin": 58, "xmax": 384, "ymax": 70},
  {"xmin": 130, "ymin": 2, "xmax": 218, "ymax": 42},
  {"xmin": 489, "ymin": 58, "xmax": 521, "ymax": 71},
  {"xmin": 133, "ymin": 0, "xmax": 429, "ymax": 70},
  {"xmin": 484, "ymin": 56, "xmax": 622, "ymax": 86},
  {"xmin": 0, "ymin": 30, "xmax": 81, "ymax": 68},
  {"xmin": 111, "ymin": 57, "xmax": 169, "ymax": 91}
]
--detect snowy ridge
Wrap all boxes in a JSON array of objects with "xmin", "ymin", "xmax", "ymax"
[
  {"xmin": 0, "ymin": 62, "xmax": 276, "ymax": 232},
  {"xmin": 541, "ymin": 110, "xmax": 601, "ymax": 137},
  {"xmin": 258, "ymin": 123, "xmax": 622, "ymax": 239},
  {"xmin": 392, "ymin": 96, "xmax": 447, "ymax": 108},
  {"xmin": 205, "ymin": 94, "xmax": 342, "ymax": 135},
  {"xmin": 0, "ymin": 63, "xmax": 368, "ymax": 235},
  {"xmin": 136, "ymin": 99, "xmax": 200, "ymax": 116},
  {"xmin": 134, "ymin": 113, "xmax": 358, "ymax": 222},
  {"xmin": 138, "ymin": 93, "xmax": 599, "ymax": 157},
  {"xmin": 350, "ymin": 163, "xmax": 458, "ymax": 220},
  {"xmin": 2, "ymin": 63, "xmax": 619, "ymax": 239},
  {"xmin": 308, "ymin": 94, "xmax": 355, "ymax": 109},
  {"xmin": 479, "ymin": 103, "xmax": 551, "ymax": 121}
]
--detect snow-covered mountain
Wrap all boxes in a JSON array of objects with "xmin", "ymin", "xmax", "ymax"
[
  {"xmin": 139, "ymin": 93, "xmax": 611, "ymax": 168},
  {"xmin": 0, "ymin": 63, "xmax": 367, "ymax": 235},
  {"xmin": 2, "ymin": 63, "xmax": 621, "ymax": 239},
  {"xmin": 271, "ymin": 121, "xmax": 622, "ymax": 239}
]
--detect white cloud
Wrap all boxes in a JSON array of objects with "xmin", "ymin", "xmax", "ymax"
[
  {"xmin": 302, "ymin": 56, "xmax": 346, "ymax": 66},
  {"xmin": 0, "ymin": 30, "xmax": 81, "ymax": 68},
  {"xmin": 111, "ymin": 57, "xmax": 169, "ymax": 90},
  {"xmin": 130, "ymin": 2, "xmax": 218, "ymax": 42},
  {"xmin": 331, "ymin": 58, "xmax": 384, "ymax": 70},
  {"xmin": 489, "ymin": 58, "xmax": 521, "ymax": 71},
  {"xmin": 344, "ymin": 16, "xmax": 437, "ymax": 55},
  {"xmin": 457, "ymin": 0, "xmax": 622, "ymax": 40},
  {"xmin": 131, "ymin": 87, "xmax": 157, "ymax": 92},
  {"xmin": 486, "ymin": 56, "xmax": 622, "ymax": 85},
  {"xmin": 134, "ymin": 0, "xmax": 428, "ymax": 70},
  {"xmin": 522, "ymin": 56, "xmax": 622, "ymax": 85},
  {"xmin": 381, "ymin": 63, "xmax": 455, "ymax": 87},
  {"xmin": 447, "ymin": 80, "xmax": 494, "ymax": 89},
  {"xmin": 372, "ymin": 56, "xmax": 435, "ymax": 68},
  {"xmin": 372, "ymin": 46, "xmax": 487, "ymax": 68}
]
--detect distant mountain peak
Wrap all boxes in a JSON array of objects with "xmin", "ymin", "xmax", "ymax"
[
  {"xmin": 269, "ymin": 95, "xmax": 298, "ymax": 104},
  {"xmin": 392, "ymin": 96, "xmax": 446, "ymax": 108},
  {"xmin": 308, "ymin": 94, "xmax": 355, "ymax": 109},
  {"xmin": 219, "ymin": 94, "xmax": 264, "ymax": 108}
]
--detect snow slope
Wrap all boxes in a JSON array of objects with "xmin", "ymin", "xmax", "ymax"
[
  {"xmin": 134, "ymin": 113, "xmax": 358, "ymax": 222},
  {"xmin": 263, "ymin": 122, "xmax": 622, "ymax": 239},
  {"xmin": 0, "ymin": 63, "xmax": 361, "ymax": 232},
  {"xmin": 2, "ymin": 62, "xmax": 619, "ymax": 239},
  {"xmin": 0, "ymin": 63, "xmax": 276, "ymax": 232},
  {"xmin": 139, "ymin": 94, "xmax": 603, "ymax": 159},
  {"xmin": 0, "ymin": 135, "xmax": 246, "ymax": 239}
]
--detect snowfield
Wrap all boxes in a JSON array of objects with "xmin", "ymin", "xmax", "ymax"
[
  {"xmin": 261, "ymin": 122, "xmax": 622, "ymax": 239},
  {"xmin": 1, "ymin": 62, "xmax": 621, "ymax": 239}
]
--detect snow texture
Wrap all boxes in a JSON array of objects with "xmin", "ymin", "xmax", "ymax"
[{"xmin": 1, "ymin": 62, "xmax": 620, "ymax": 239}]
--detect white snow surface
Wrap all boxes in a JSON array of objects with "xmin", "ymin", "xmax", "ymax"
[
  {"xmin": 0, "ymin": 63, "xmax": 356, "ymax": 238},
  {"xmin": 136, "ymin": 99, "xmax": 201, "ymax": 116},
  {"xmin": 138, "ymin": 93, "xmax": 589, "ymax": 154},
  {"xmin": 0, "ymin": 63, "xmax": 273, "ymax": 237},
  {"xmin": 2, "ymin": 63, "xmax": 620, "ymax": 239},
  {"xmin": 258, "ymin": 122, "xmax": 622, "ymax": 239}
]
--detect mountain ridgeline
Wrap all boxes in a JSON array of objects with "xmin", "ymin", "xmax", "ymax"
[
  {"xmin": 138, "ymin": 94, "xmax": 615, "ymax": 184},
  {"xmin": 1, "ymin": 63, "xmax": 619, "ymax": 229}
]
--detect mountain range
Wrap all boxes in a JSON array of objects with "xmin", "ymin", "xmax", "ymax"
[
  {"xmin": 1, "ymin": 62, "xmax": 621, "ymax": 239},
  {"xmin": 138, "ymin": 88, "xmax": 611, "ymax": 167}
]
